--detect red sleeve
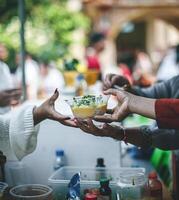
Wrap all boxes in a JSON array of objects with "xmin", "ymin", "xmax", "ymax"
[{"xmin": 155, "ymin": 99, "xmax": 179, "ymax": 129}]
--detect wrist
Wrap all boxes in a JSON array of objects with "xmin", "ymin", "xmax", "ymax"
[
  {"xmin": 113, "ymin": 126, "xmax": 127, "ymax": 141},
  {"xmin": 33, "ymin": 106, "xmax": 45, "ymax": 125}
]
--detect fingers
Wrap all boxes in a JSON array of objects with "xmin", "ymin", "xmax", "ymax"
[
  {"xmin": 94, "ymin": 114, "xmax": 114, "ymax": 123},
  {"xmin": 86, "ymin": 118, "xmax": 99, "ymax": 132},
  {"xmin": 102, "ymin": 123, "xmax": 112, "ymax": 129},
  {"xmin": 103, "ymin": 74, "xmax": 114, "ymax": 90},
  {"xmin": 103, "ymin": 88, "xmax": 118, "ymax": 96},
  {"xmin": 61, "ymin": 119, "xmax": 78, "ymax": 128},
  {"xmin": 75, "ymin": 118, "xmax": 91, "ymax": 133},
  {"xmin": 76, "ymin": 118, "xmax": 104, "ymax": 137},
  {"xmin": 105, "ymin": 74, "xmax": 113, "ymax": 87},
  {"xmin": 50, "ymin": 110, "xmax": 70, "ymax": 121},
  {"xmin": 49, "ymin": 89, "xmax": 59, "ymax": 104},
  {"xmin": 106, "ymin": 108, "xmax": 114, "ymax": 114}
]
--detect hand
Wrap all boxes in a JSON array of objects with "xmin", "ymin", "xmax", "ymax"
[
  {"xmin": 0, "ymin": 88, "xmax": 22, "ymax": 107},
  {"xmin": 75, "ymin": 118, "xmax": 124, "ymax": 140},
  {"xmin": 103, "ymin": 74, "xmax": 131, "ymax": 91},
  {"xmin": 33, "ymin": 89, "xmax": 77, "ymax": 127},
  {"xmin": 94, "ymin": 88, "xmax": 134, "ymax": 123}
]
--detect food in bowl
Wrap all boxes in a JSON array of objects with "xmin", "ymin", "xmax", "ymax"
[
  {"xmin": 95, "ymin": 95, "xmax": 109, "ymax": 115},
  {"xmin": 66, "ymin": 95, "xmax": 108, "ymax": 119}
]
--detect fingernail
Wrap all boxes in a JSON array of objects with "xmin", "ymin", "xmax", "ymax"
[{"xmin": 55, "ymin": 88, "xmax": 58, "ymax": 93}]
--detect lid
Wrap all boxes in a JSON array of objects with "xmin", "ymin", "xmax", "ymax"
[
  {"xmin": 56, "ymin": 149, "xmax": 64, "ymax": 157},
  {"xmin": 118, "ymin": 172, "xmax": 146, "ymax": 186},
  {"xmin": 85, "ymin": 193, "xmax": 97, "ymax": 200},
  {"xmin": 100, "ymin": 178, "xmax": 110, "ymax": 186},
  {"xmin": 148, "ymin": 171, "xmax": 158, "ymax": 179},
  {"xmin": 96, "ymin": 158, "xmax": 105, "ymax": 167}
]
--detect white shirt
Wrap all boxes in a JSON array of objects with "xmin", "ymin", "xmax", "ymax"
[
  {"xmin": 40, "ymin": 68, "xmax": 65, "ymax": 96},
  {"xmin": 0, "ymin": 105, "xmax": 40, "ymax": 161},
  {"xmin": 0, "ymin": 61, "xmax": 13, "ymax": 114},
  {"xmin": 16, "ymin": 59, "xmax": 40, "ymax": 99},
  {"xmin": 157, "ymin": 49, "xmax": 179, "ymax": 81}
]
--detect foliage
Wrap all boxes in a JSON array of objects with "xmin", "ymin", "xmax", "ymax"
[{"xmin": 0, "ymin": 0, "xmax": 90, "ymax": 69}]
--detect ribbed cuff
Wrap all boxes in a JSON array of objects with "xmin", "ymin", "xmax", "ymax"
[{"xmin": 9, "ymin": 105, "xmax": 40, "ymax": 160}]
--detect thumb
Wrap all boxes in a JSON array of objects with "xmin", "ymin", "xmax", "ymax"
[
  {"xmin": 104, "ymin": 88, "xmax": 118, "ymax": 96},
  {"xmin": 50, "ymin": 89, "xmax": 59, "ymax": 103}
]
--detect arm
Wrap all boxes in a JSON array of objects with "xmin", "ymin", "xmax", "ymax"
[
  {"xmin": 132, "ymin": 80, "xmax": 170, "ymax": 98},
  {"xmin": 103, "ymin": 73, "xmax": 179, "ymax": 99},
  {"xmin": 76, "ymin": 119, "xmax": 179, "ymax": 150},
  {"xmin": 9, "ymin": 105, "xmax": 40, "ymax": 160},
  {"xmin": 1, "ymin": 89, "xmax": 77, "ymax": 160},
  {"xmin": 116, "ymin": 126, "xmax": 179, "ymax": 150}
]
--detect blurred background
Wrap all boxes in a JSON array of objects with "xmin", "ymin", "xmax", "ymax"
[{"xmin": 0, "ymin": 0, "xmax": 179, "ymax": 98}]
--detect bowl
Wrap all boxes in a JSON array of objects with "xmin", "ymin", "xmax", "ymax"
[
  {"xmin": 0, "ymin": 182, "xmax": 8, "ymax": 198},
  {"xmin": 10, "ymin": 184, "xmax": 53, "ymax": 200},
  {"xmin": 66, "ymin": 95, "xmax": 108, "ymax": 119}
]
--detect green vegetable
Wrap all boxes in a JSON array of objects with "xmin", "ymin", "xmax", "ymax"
[{"xmin": 72, "ymin": 95, "xmax": 97, "ymax": 107}]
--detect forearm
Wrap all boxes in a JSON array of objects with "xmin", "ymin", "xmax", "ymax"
[
  {"xmin": 113, "ymin": 125, "xmax": 179, "ymax": 150},
  {"xmin": 129, "ymin": 95, "xmax": 156, "ymax": 119},
  {"xmin": 113, "ymin": 127, "xmax": 152, "ymax": 148}
]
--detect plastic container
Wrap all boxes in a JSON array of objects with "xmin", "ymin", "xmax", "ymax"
[
  {"xmin": 65, "ymin": 95, "xmax": 109, "ymax": 119},
  {"xmin": 117, "ymin": 171, "xmax": 147, "ymax": 200},
  {"xmin": 0, "ymin": 182, "xmax": 8, "ymax": 199},
  {"xmin": 10, "ymin": 184, "xmax": 53, "ymax": 200},
  {"xmin": 48, "ymin": 166, "xmax": 145, "ymax": 199}
]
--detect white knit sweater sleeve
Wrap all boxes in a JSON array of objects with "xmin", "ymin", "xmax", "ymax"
[{"xmin": 7, "ymin": 105, "xmax": 40, "ymax": 160}]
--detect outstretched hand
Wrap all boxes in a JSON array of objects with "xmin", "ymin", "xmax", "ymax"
[
  {"xmin": 94, "ymin": 88, "xmax": 133, "ymax": 123},
  {"xmin": 33, "ymin": 89, "xmax": 77, "ymax": 127},
  {"xmin": 75, "ymin": 118, "xmax": 124, "ymax": 140}
]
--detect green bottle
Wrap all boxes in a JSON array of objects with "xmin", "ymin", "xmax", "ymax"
[{"xmin": 98, "ymin": 178, "xmax": 112, "ymax": 200}]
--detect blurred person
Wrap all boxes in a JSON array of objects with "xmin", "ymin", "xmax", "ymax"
[
  {"xmin": 133, "ymin": 49, "xmax": 155, "ymax": 87},
  {"xmin": 0, "ymin": 43, "xmax": 21, "ymax": 114},
  {"xmin": 117, "ymin": 52, "xmax": 136, "ymax": 84},
  {"xmin": 86, "ymin": 32, "xmax": 106, "ymax": 73},
  {"xmin": 157, "ymin": 44, "xmax": 179, "ymax": 81},
  {"xmin": 15, "ymin": 52, "xmax": 40, "ymax": 100},
  {"xmin": 39, "ymin": 61, "xmax": 65, "ymax": 97},
  {"xmin": 135, "ymin": 49, "xmax": 153, "ymax": 75}
]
